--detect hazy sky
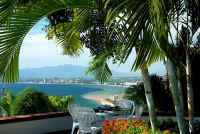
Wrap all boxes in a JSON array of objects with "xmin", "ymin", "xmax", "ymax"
[{"xmin": 19, "ymin": 20, "xmax": 165, "ymax": 75}]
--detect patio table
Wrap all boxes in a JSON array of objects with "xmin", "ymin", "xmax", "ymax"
[
  {"xmin": 94, "ymin": 103, "xmax": 135, "ymax": 121},
  {"xmin": 94, "ymin": 105, "xmax": 121, "ymax": 112},
  {"xmin": 94, "ymin": 105, "xmax": 130, "ymax": 114},
  {"xmin": 94, "ymin": 105, "xmax": 131, "ymax": 120}
]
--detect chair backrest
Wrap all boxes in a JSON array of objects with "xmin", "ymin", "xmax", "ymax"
[
  {"xmin": 116, "ymin": 99, "xmax": 135, "ymax": 117},
  {"xmin": 135, "ymin": 105, "xmax": 144, "ymax": 117},
  {"xmin": 68, "ymin": 101, "xmax": 80, "ymax": 121},
  {"xmin": 116, "ymin": 100, "xmax": 134, "ymax": 109},
  {"xmin": 76, "ymin": 107, "xmax": 97, "ymax": 132}
]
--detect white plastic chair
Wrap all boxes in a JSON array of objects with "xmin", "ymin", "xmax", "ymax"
[
  {"xmin": 113, "ymin": 99, "xmax": 135, "ymax": 119},
  {"xmin": 76, "ymin": 107, "xmax": 101, "ymax": 134},
  {"xmin": 135, "ymin": 105, "xmax": 144, "ymax": 117},
  {"xmin": 68, "ymin": 101, "xmax": 80, "ymax": 134}
]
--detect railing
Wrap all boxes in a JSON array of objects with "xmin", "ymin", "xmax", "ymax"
[{"xmin": 0, "ymin": 112, "xmax": 72, "ymax": 134}]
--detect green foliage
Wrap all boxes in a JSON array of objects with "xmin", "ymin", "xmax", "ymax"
[
  {"xmin": 150, "ymin": 75, "xmax": 174, "ymax": 112},
  {"xmin": 10, "ymin": 87, "xmax": 54, "ymax": 116},
  {"xmin": 0, "ymin": 91, "xmax": 15, "ymax": 116},
  {"xmin": 0, "ymin": 87, "xmax": 74, "ymax": 116},
  {"xmin": 48, "ymin": 95, "xmax": 73, "ymax": 112},
  {"xmin": 86, "ymin": 54, "xmax": 112, "ymax": 83},
  {"xmin": 0, "ymin": 97, "xmax": 9, "ymax": 116},
  {"xmin": 0, "ymin": 106, "xmax": 7, "ymax": 117},
  {"xmin": 6, "ymin": 91, "xmax": 15, "ymax": 105},
  {"xmin": 0, "ymin": 0, "xmax": 98, "ymax": 83},
  {"xmin": 123, "ymin": 83, "xmax": 146, "ymax": 106},
  {"xmin": 123, "ymin": 75, "xmax": 174, "ymax": 112},
  {"xmin": 45, "ymin": 6, "xmax": 122, "ymax": 83}
]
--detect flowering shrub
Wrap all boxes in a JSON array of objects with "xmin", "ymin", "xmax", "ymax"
[{"xmin": 102, "ymin": 119, "xmax": 172, "ymax": 134}]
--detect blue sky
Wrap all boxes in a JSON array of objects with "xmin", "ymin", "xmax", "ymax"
[{"xmin": 19, "ymin": 20, "xmax": 165, "ymax": 75}]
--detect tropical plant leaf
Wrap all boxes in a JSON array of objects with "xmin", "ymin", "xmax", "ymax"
[
  {"xmin": 0, "ymin": 0, "xmax": 98, "ymax": 82},
  {"xmin": 133, "ymin": 27, "xmax": 165, "ymax": 71},
  {"xmin": 86, "ymin": 53, "xmax": 112, "ymax": 83}
]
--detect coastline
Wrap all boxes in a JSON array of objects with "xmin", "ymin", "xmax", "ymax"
[
  {"xmin": 82, "ymin": 94, "xmax": 124, "ymax": 106},
  {"xmin": 17, "ymin": 82, "xmax": 128, "ymax": 88},
  {"xmin": 82, "ymin": 94, "xmax": 115, "ymax": 106}
]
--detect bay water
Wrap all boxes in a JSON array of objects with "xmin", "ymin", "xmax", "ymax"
[{"xmin": 0, "ymin": 83, "xmax": 125, "ymax": 107}]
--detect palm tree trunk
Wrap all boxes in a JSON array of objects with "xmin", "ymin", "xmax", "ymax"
[
  {"xmin": 141, "ymin": 67, "xmax": 157, "ymax": 132},
  {"xmin": 186, "ymin": 53, "xmax": 195, "ymax": 134},
  {"xmin": 1, "ymin": 83, "xmax": 5, "ymax": 99},
  {"xmin": 166, "ymin": 59, "xmax": 186, "ymax": 134}
]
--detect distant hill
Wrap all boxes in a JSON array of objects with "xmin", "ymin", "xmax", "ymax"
[{"xmin": 19, "ymin": 64, "xmax": 135, "ymax": 79}]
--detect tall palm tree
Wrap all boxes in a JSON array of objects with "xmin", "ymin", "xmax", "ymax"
[
  {"xmin": 133, "ymin": 29, "xmax": 165, "ymax": 132},
  {"xmin": 104, "ymin": 0, "xmax": 188, "ymax": 133},
  {"xmin": 170, "ymin": 1, "xmax": 200, "ymax": 133}
]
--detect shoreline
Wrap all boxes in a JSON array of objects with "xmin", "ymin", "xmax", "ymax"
[
  {"xmin": 82, "ymin": 94, "xmax": 124, "ymax": 106},
  {"xmin": 82, "ymin": 94, "xmax": 115, "ymax": 106},
  {"xmin": 14, "ymin": 82, "xmax": 128, "ymax": 88}
]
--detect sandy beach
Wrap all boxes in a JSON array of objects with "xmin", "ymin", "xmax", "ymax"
[
  {"xmin": 83, "ymin": 94, "xmax": 115, "ymax": 106},
  {"xmin": 83, "ymin": 94, "xmax": 124, "ymax": 106}
]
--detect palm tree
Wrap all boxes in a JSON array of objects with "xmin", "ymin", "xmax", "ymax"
[
  {"xmin": 104, "ymin": 0, "xmax": 188, "ymax": 133},
  {"xmin": 169, "ymin": 1, "xmax": 200, "ymax": 133},
  {"xmin": 133, "ymin": 29, "xmax": 165, "ymax": 132}
]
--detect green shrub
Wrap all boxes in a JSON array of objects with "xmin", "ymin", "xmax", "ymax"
[
  {"xmin": 49, "ymin": 95, "xmax": 73, "ymax": 112},
  {"xmin": 0, "ymin": 91, "xmax": 15, "ymax": 116},
  {"xmin": 123, "ymin": 75, "xmax": 174, "ymax": 112},
  {"xmin": 123, "ymin": 83, "xmax": 146, "ymax": 106},
  {"xmin": 10, "ymin": 87, "xmax": 54, "ymax": 116},
  {"xmin": 0, "ymin": 97, "xmax": 9, "ymax": 116}
]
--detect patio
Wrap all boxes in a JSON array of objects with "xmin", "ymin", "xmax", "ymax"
[
  {"xmin": 0, "ymin": 99, "xmax": 136, "ymax": 134},
  {"xmin": 0, "ymin": 110, "xmax": 200, "ymax": 134}
]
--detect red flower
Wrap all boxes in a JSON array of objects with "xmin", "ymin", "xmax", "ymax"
[
  {"xmin": 125, "ymin": 124, "xmax": 130, "ymax": 129},
  {"xmin": 140, "ymin": 125, "xmax": 145, "ymax": 129},
  {"xmin": 120, "ymin": 126, "xmax": 126, "ymax": 130},
  {"xmin": 113, "ymin": 126, "xmax": 119, "ymax": 131}
]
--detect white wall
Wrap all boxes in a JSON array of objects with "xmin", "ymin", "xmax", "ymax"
[{"xmin": 0, "ymin": 116, "xmax": 72, "ymax": 134}]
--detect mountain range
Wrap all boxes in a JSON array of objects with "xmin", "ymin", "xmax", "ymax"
[{"xmin": 19, "ymin": 64, "xmax": 136, "ymax": 79}]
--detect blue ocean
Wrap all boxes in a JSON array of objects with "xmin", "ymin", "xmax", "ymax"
[{"xmin": 0, "ymin": 83, "xmax": 125, "ymax": 107}]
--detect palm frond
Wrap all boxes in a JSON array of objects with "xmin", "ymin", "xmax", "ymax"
[
  {"xmin": 0, "ymin": 0, "xmax": 16, "ymax": 23},
  {"xmin": 46, "ymin": 8, "xmax": 91, "ymax": 57},
  {"xmin": 86, "ymin": 53, "xmax": 112, "ymax": 83},
  {"xmin": 0, "ymin": 0, "xmax": 98, "ymax": 82},
  {"xmin": 132, "ymin": 27, "xmax": 165, "ymax": 71},
  {"xmin": 105, "ymin": 0, "xmax": 151, "ymax": 63}
]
